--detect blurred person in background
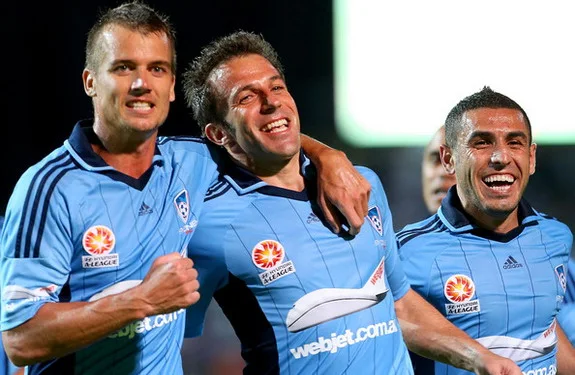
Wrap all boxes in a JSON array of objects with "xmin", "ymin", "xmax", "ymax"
[
  {"xmin": 398, "ymin": 86, "xmax": 575, "ymax": 374},
  {"xmin": 422, "ymin": 125, "xmax": 457, "ymax": 214}
]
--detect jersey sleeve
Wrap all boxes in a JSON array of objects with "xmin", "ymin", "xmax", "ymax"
[
  {"xmin": 396, "ymin": 234, "xmax": 437, "ymax": 299},
  {"xmin": 558, "ymin": 253, "xmax": 575, "ymax": 345},
  {"xmin": 0, "ymin": 171, "xmax": 74, "ymax": 331},
  {"xmin": 360, "ymin": 167, "xmax": 410, "ymax": 301}
]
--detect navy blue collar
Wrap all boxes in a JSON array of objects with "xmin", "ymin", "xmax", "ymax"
[
  {"xmin": 62, "ymin": 120, "xmax": 163, "ymax": 190},
  {"xmin": 438, "ymin": 185, "xmax": 541, "ymax": 242},
  {"xmin": 214, "ymin": 147, "xmax": 314, "ymax": 201}
]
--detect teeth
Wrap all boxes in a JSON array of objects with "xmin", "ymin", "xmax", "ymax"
[
  {"xmin": 262, "ymin": 119, "xmax": 288, "ymax": 132},
  {"xmin": 484, "ymin": 175, "xmax": 514, "ymax": 183},
  {"xmin": 130, "ymin": 102, "xmax": 151, "ymax": 109}
]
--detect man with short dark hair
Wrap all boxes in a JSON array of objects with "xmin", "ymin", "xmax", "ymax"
[
  {"xmin": 398, "ymin": 86, "xmax": 575, "ymax": 374},
  {"xmin": 181, "ymin": 32, "xmax": 522, "ymax": 375}
]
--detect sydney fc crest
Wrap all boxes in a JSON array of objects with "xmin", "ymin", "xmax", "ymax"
[
  {"xmin": 555, "ymin": 264, "xmax": 567, "ymax": 292},
  {"xmin": 367, "ymin": 206, "xmax": 383, "ymax": 236},
  {"xmin": 174, "ymin": 189, "xmax": 190, "ymax": 223}
]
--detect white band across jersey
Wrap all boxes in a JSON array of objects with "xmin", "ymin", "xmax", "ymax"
[{"xmin": 476, "ymin": 319, "xmax": 557, "ymax": 362}]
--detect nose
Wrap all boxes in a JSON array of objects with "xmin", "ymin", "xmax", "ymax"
[
  {"xmin": 490, "ymin": 146, "xmax": 511, "ymax": 167},
  {"xmin": 260, "ymin": 93, "xmax": 281, "ymax": 114},
  {"xmin": 130, "ymin": 73, "xmax": 151, "ymax": 95}
]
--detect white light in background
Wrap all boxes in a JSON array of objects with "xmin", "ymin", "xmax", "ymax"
[{"xmin": 334, "ymin": 0, "xmax": 575, "ymax": 146}]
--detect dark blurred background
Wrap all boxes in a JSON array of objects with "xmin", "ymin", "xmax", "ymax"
[{"xmin": 8, "ymin": 1, "xmax": 574, "ymax": 374}]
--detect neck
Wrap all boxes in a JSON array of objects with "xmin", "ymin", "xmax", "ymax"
[
  {"xmin": 463, "ymin": 204, "xmax": 520, "ymax": 234},
  {"xmin": 229, "ymin": 151, "xmax": 305, "ymax": 191},
  {"xmin": 92, "ymin": 123, "xmax": 158, "ymax": 179}
]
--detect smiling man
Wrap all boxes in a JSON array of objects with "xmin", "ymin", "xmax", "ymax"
[
  {"xmin": 179, "ymin": 34, "xmax": 524, "ymax": 375},
  {"xmin": 398, "ymin": 86, "xmax": 575, "ymax": 375}
]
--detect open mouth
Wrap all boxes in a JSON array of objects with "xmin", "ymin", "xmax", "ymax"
[
  {"xmin": 261, "ymin": 118, "xmax": 288, "ymax": 133},
  {"xmin": 127, "ymin": 101, "xmax": 154, "ymax": 110},
  {"xmin": 482, "ymin": 174, "xmax": 515, "ymax": 191}
]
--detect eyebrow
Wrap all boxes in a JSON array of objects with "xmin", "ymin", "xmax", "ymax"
[
  {"xmin": 234, "ymin": 75, "xmax": 284, "ymax": 96},
  {"xmin": 468, "ymin": 130, "xmax": 528, "ymax": 140},
  {"xmin": 111, "ymin": 59, "xmax": 172, "ymax": 69}
]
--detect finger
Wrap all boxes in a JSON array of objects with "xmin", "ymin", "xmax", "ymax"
[
  {"xmin": 318, "ymin": 192, "xmax": 340, "ymax": 233},
  {"xmin": 360, "ymin": 182, "xmax": 371, "ymax": 217},
  {"xmin": 338, "ymin": 204, "xmax": 362, "ymax": 236}
]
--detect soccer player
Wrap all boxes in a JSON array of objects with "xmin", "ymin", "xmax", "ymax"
[
  {"xmin": 397, "ymin": 86, "xmax": 575, "ymax": 374},
  {"xmin": 422, "ymin": 125, "xmax": 456, "ymax": 213},
  {"xmin": 181, "ymin": 31, "xmax": 522, "ymax": 374},
  {"xmin": 558, "ymin": 255, "xmax": 575, "ymax": 345},
  {"xmin": 0, "ymin": 217, "xmax": 24, "ymax": 375},
  {"xmin": 0, "ymin": 3, "xmax": 369, "ymax": 374}
]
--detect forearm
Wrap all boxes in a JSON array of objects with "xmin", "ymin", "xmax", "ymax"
[
  {"xmin": 300, "ymin": 133, "xmax": 330, "ymax": 153},
  {"xmin": 399, "ymin": 318, "xmax": 487, "ymax": 371},
  {"xmin": 395, "ymin": 289, "xmax": 491, "ymax": 372},
  {"xmin": 557, "ymin": 323, "xmax": 575, "ymax": 375},
  {"xmin": 3, "ymin": 290, "xmax": 148, "ymax": 366}
]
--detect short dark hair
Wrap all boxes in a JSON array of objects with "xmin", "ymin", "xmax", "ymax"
[
  {"xmin": 444, "ymin": 86, "xmax": 532, "ymax": 147},
  {"xmin": 85, "ymin": 1, "xmax": 177, "ymax": 73},
  {"xmin": 182, "ymin": 31, "xmax": 285, "ymax": 134}
]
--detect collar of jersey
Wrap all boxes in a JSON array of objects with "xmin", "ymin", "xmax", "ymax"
[
  {"xmin": 437, "ymin": 185, "xmax": 542, "ymax": 235},
  {"xmin": 217, "ymin": 148, "xmax": 314, "ymax": 201},
  {"xmin": 63, "ymin": 120, "xmax": 164, "ymax": 171}
]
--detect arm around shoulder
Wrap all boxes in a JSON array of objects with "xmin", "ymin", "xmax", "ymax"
[{"xmin": 300, "ymin": 134, "xmax": 371, "ymax": 235}]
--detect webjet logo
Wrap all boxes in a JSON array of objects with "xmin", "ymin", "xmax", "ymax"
[
  {"xmin": 289, "ymin": 319, "xmax": 398, "ymax": 359},
  {"xmin": 523, "ymin": 365, "xmax": 557, "ymax": 375},
  {"xmin": 108, "ymin": 309, "xmax": 185, "ymax": 340}
]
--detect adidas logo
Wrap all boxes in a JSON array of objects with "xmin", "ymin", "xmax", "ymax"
[
  {"xmin": 306, "ymin": 213, "xmax": 321, "ymax": 224},
  {"xmin": 503, "ymin": 255, "xmax": 523, "ymax": 269},
  {"xmin": 138, "ymin": 202, "xmax": 153, "ymax": 216}
]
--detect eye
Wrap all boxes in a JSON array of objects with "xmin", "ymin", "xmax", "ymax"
[
  {"xmin": 271, "ymin": 85, "xmax": 285, "ymax": 92},
  {"xmin": 473, "ymin": 139, "xmax": 489, "ymax": 147},
  {"xmin": 152, "ymin": 66, "xmax": 168, "ymax": 74},
  {"xmin": 239, "ymin": 94, "xmax": 254, "ymax": 104},
  {"xmin": 113, "ymin": 64, "xmax": 130, "ymax": 72}
]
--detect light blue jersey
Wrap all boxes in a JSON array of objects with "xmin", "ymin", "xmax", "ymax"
[
  {"xmin": 0, "ymin": 122, "xmax": 219, "ymax": 374},
  {"xmin": 397, "ymin": 187, "xmax": 572, "ymax": 375},
  {"xmin": 185, "ymin": 152, "xmax": 413, "ymax": 375},
  {"xmin": 557, "ymin": 253, "xmax": 575, "ymax": 345},
  {"xmin": 0, "ymin": 216, "xmax": 21, "ymax": 375}
]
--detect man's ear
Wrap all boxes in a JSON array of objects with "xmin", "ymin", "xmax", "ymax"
[
  {"xmin": 439, "ymin": 144, "xmax": 456, "ymax": 174},
  {"xmin": 83, "ymin": 69, "xmax": 96, "ymax": 97},
  {"xmin": 205, "ymin": 123, "xmax": 230, "ymax": 146}
]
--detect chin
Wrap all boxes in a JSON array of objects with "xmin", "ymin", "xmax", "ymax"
[{"xmin": 483, "ymin": 203, "xmax": 518, "ymax": 219}]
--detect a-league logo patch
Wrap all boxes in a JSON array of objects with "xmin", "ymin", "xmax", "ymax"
[
  {"xmin": 82, "ymin": 225, "xmax": 119, "ymax": 268},
  {"xmin": 173, "ymin": 189, "xmax": 190, "ymax": 223},
  {"xmin": 367, "ymin": 206, "xmax": 383, "ymax": 236},
  {"xmin": 252, "ymin": 240, "xmax": 295, "ymax": 285},
  {"xmin": 443, "ymin": 274, "xmax": 480, "ymax": 315},
  {"xmin": 555, "ymin": 264, "xmax": 567, "ymax": 292}
]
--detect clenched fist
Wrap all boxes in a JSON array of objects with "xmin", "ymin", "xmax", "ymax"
[{"xmin": 137, "ymin": 252, "xmax": 200, "ymax": 316}]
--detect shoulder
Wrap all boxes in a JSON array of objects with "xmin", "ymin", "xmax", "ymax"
[
  {"xmin": 10, "ymin": 146, "xmax": 79, "ymax": 201},
  {"xmin": 531, "ymin": 210, "xmax": 573, "ymax": 245},
  {"xmin": 197, "ymin": 177, "xmax": 255, "ymax": 227},
  {"xmin": 157, "ymin": 135, "xmax": 211, "ymax": 156},
  {"xmin": 353, "ymin": 165, "xmax": 389, "ymax": 200},
  {"xmin": 354, "ymin": 165, "xmax": 380, "ymax": 184},
  {"xmin": 396, "ymin": 215, "xmax": 450, "ymax": 255}
]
